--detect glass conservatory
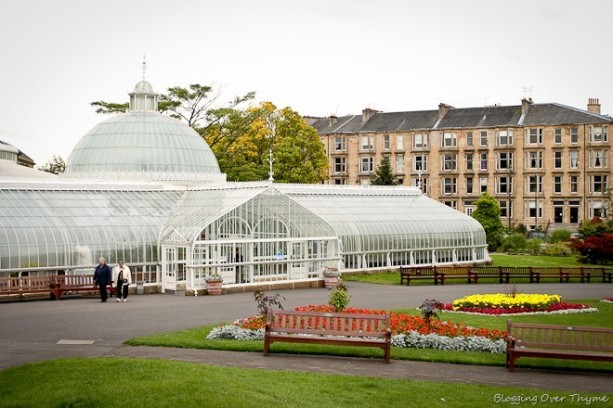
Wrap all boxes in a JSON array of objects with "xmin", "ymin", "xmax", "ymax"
[{"xmin": 0, "ymin": 76, "xmax": 489, "ymax": 294}]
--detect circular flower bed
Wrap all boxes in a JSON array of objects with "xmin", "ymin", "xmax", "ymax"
[
  {"xmin": 442, "ymin": 293, "xmax": 597, "ymax": 316},
  {"xmin": 601, "ymin": 297, "xmax": 613, "ymax": 304}
]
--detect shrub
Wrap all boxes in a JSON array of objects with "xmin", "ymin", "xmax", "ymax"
[
  {"xmin": 549, "ymin": 229, "xmax": 571, "ymax": 243},
  {"xmin": 540, "ymin": 242, "xmax": 572, "ymax": 257},
  {"xmin": 253, "ymin": 290, "xmax": 285, "ymax": 316},
  {"xmin": 525, "ymin": 238, "xmax": 543, "ymax": 255},
  {"xmin": 501, "ymin": 233, "xmax": 527, "ymax": 254},
  {"xmin": 571, "ymin": 233, "xmax": 613, "ymax": 264},
  {"xmin": 328, "ymin": 284, "xmax": 351, "ymax": 312},
  {"xmin": 419, "ymin": 299, "xmax": 443, "ymax": 326}
]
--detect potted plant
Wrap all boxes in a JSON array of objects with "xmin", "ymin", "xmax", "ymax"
[
  {"xmin": 205, "ymin": 273, "xmax": 223, "ymax": 295},
  {"xmin": 322, "ymin": 267, "xmax": 341, "ymax": 289}
]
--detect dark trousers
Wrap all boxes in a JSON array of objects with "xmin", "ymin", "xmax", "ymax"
[
  {"xmin": 98, "ymin": 284, "xmax": 108, "ymax": 302},
  {"xmin": 116, "ymin": 282, "xmax": 129, "ymax": 299}
]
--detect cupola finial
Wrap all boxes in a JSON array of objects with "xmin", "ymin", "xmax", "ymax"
[{"xmin": 142, "ymin": 55, "xmax": 147, "ymax": 81}]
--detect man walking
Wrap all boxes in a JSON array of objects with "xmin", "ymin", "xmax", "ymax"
[{"xmin": 93, "ymin": 257, "xmax": 112, "ymax": 302}]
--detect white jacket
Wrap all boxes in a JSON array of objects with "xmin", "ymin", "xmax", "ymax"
[{"xmin": 112, "ymin": 265, "xmax": 132, "ymax": 285}]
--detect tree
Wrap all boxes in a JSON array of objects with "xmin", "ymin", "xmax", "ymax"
[
  {"xmin": 207, "ymin": 102, "xmax": 328, "ymax": 183},
  {"xmin": 370, "ymin": 156, "xmax": 397, "ymax": 185},
  {"xmin": 471, "ymin": 193, "xmax": 504, "ymax": 252},
  {"xmin": 571, "ymin": 217, "xmax": 613, "ymax": 264},
  {"xmin": 91, "ymin": 84, "xmax": 328, "ymax": 184},
  {"xmin": 39, "ymin": 155, "xmax": 65, "ymax": 174}
]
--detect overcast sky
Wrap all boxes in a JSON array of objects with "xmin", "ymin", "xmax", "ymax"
[{"xmin": 1, "ymin": 0, "xmax": 611, "ymax": 167}]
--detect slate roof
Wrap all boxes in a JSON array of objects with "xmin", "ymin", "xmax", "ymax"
[{"xmin": 310, "ymin": 103, "xmax": 612, "ymax": 134}]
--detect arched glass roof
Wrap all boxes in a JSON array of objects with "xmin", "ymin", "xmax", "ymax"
[
  {"xmin": 0, "ymin": 186, "xmax": 182, "ymax": 271},
  {"xmin": 276, "ymin": 184, "xmax": 487, "ymax": 254}
]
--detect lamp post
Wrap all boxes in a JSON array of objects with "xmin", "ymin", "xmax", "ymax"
[
  {"xmin": 507, "ymin": 169, "xmax": 513, "ymax": 229},
  {"xmin": 534, "ymin": 175, "xmax": 538, "ymax": 231}
]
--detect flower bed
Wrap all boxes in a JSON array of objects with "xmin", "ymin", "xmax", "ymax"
[
  {"xmin": 207, "ymin": 304, "xmax": 508, "ymax": 353},
  {"xmin": 602, "ymin": 297, "xmax": 613, "ymax": 304},
  {"xmin": 442, "ymin": 293, "xmax": 596, "ymax": 316}
]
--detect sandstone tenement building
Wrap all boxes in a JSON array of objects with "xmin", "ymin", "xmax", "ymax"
[{"xmin": 309, "ymin": 98, "xmax": 612, "ymax": 232}]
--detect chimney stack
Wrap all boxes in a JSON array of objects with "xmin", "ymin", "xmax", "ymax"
[
  {"xmin": 329, "ymin": 115, "xmax": 338, "ymax": 126},
  {"xmin": 587, "ymin": 98, "xmax": 601, "ymax": 115},
  {"xmin": 521, "ymin": 97, "xmax": 533, "ymax": 116},
  {"xmin": 362, "ymin": 108, "xmax": 378, "ymax": 123},
  {"xmin": 438, "ymin": 103, "xmax": 453, "ymax": 120}
]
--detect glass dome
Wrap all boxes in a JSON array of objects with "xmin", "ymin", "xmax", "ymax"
[
  {"xmin": 64, "ymin": 79, "xmax": 225, "ymax": 183},
  {"xmin": 64, "ymin": 112, "xmax": 223, "ymax": 182}
]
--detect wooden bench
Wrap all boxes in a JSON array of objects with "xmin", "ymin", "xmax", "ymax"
[
  {"xmin": 433, "ymin": 266, "xmax": 478, "ymax": 285},
  {"xmin": 399, "ymin": 266, "xmax": 435, "ymax": 285},
  {"xmin": 0, "ymin": 276, "xmax": 53, "ymax": 300},
  {"xmin": 530, "ymin": 267, "xmax": 571, "ymax": 283},
  {"xmin": 50, "ymin": 275, "xmax": 113, "ymax": 300},
  {"xmin": 588, "ymin": 267, "xmax": 613, "ymax": 283},
  {"xmin": 263, "ymin": 309, "xmax": 392, "ymax": 363},
  {"xmin": 471, "ymin": 266, "xmax": 510, "ymax": 283},
  {"xmin": 506, "ymin": 320, "xmax": 613, "ymax": 371}
]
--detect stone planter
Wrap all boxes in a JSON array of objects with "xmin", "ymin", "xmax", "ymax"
[
  {"xmin": 324, "ymin": 275, "xmax": 340, "ymax": 289},
  {"xmin": 206, "ymin": 280, "xmax": 223, "ymax": 295}
]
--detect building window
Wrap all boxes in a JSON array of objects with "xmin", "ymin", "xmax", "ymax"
[
  {"xmin": 383, "ymin": 135, "xmax": 390, "ymax": 150},
  {"xmin": 528, "ymin": 128, "xmax": 543, "ymax": 144},
  {"xmin": 480, "ymin": 177, "xmax": 488, "ymax": 193},
  {"xmin": 480, "ymin": 153, "xmax": 488, "ymax": 170},
  {"xmin": 333, "ymin": 157, "xmax": 346, "ymax": 174},
  {"xmin": 396, "ymin": 155, "xmax": 404, "ymax": 173},
  {"xmin": 414, "ymin": 154, "xmax": 427, "ymax": 172},
  {"xmin": 527, "ymin": 151, "xmax": 543, "ymax": 169},
  {"xmin": 570, "ymin": 150, "xmax": 579, "ymax": 168},
  {"xmin": 414, "ymin": 133, "xmax": 427, "ymax": 148},
  {"xmin": 554, "ymin": 151, "xmax": 562, "ymax": 168},
  {"xmin": 590, "ymin": 150, "xmax": 607, "ymax": 168},
  {"xmin": 442, "ymin": 153, "xmax": 457, "ymax": 171},
  {"xmin": 527, "ymin": 175, "xmax": 543, "ymax": 193},
  {"xmin": 571, "ymin": 127, "xmax": 578, "ymax": 143},
  {"xmin": 360, "ymin": 136, "xmax": 374, "ymax": 151},
  {"xmin": 500, "ymin": 201, "xmax": 512, "ymax": 218},
  {"xmin": 466, "ymin": 131, "xmax": 473, "ymax": 147},
  {"xmin": 443, "ymin": 132, "xmax": 457, "ymax": 147},
  {"xmin": 334, "ymin": 137, "xmax": 346, "ymax": 151},
  {"xmin": 527, "ymin": 201, "xmax": 542, "ymax": 218},
  {"xmin": 465, "ymin": 205, "xmax": 474, "ymax": 216},
  {"xmin": 589, "ymin": 126, "xmax": 605, "ymax": 143},
  {"xmin": 466, "ymin": 177, "xmax": 473, "ymax": 194},
  {"xmin": 570, "ymin": 176, "xmax": 578, "ymax": 193},
  {"xmin": 396, "ymin": 135, "xmax": 404, "ymax": 150},
  {"xmin": 497, "ymin": 130, "xmax": 513, "ymax": 146},
  {"xmin": 554, "ymin": 128, "xmax": 562, "ymax": 144},
  {"xmin": 554, "ymin": 176, "xmax": 562, "ymax": 194},
  {"xmin": 591, "ymin": 201, "xmax": 607, "ymax": 218},
  {"xmin": 443, "ymin": 200, "xmax": 457, "ymax": 209},
  {"xmin": 360, "ymin": 157, "xmax": 374, "ymax": 173},
  {"xmin": 591, "ymin": 175, "xmax": 608, "ymax": 193},
  {"xmin": 442, "ymin": 177, "xmax": 457, "ymax": 195},
  {"xmin": 480, "ymin": 131, "xmax": 488, "ymax": 146},
  {"xmin": 333, "ymin": 178, "xmax": 346, "ymax": 185},
  {"xmin": 497, "ymin": 152, "xmax": 513, "ymax": 170},
  {"xmin": 466, "ymin": 153, "xmax": 473, "ymax": 170},
  {"xmin": 497, "ymin": 176, "xmax": 512, "ymax": 194}
]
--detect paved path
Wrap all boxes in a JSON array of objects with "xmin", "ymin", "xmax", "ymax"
[{"xmin": 0, "ymin": 282, "xmax": 611, "ymax": 393}]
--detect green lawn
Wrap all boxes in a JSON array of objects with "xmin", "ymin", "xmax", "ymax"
[
  {"xmin": 0, "ymin": 358, "xmax": 609, "ymax": 408},
  {"xmin": 125, "ymin": 299, "xmax": 613, "ymax": 373},
  {"xmin": 342, "ymin": 254, "xmax": 588, "ymax": 286}
]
